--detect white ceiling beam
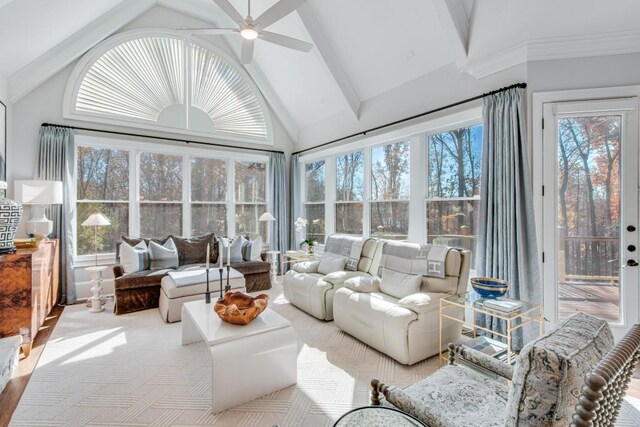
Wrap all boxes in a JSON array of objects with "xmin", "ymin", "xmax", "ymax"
[
  {"xmin": 8, "ymin": 0, "xmax": 156, "ymax": 103},
  {"xmin": 432, "ymin": 0, "xmax": 470, "ymax": 69},
  {"xmin": 159, "ymin": 0, "xmax": 300, "ymax": 142},
  {"xmin": 297, "ymin": 2, "xmax": 360, "ymax": 119},
  {"xmin": 0, "ymin": 0, "xmax": 16, "ymax": 9}
]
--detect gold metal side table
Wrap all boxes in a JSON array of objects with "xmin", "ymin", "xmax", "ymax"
[{"xmin": 439, "ymin": 292, "xmax": 543, "ymax": 365}]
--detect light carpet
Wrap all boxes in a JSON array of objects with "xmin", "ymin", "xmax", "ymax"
[{"xmin": 10, "ymin": 283, "xmax": 640, "ymax": 426}]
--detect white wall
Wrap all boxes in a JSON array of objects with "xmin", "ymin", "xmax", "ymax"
[
  {"xmin": 0, "ymin": 75, "xmax": 7, "ymax": 102},
  {"xmin": 295, "ymin": 62, "xmax": 527, "ymax": 151}
]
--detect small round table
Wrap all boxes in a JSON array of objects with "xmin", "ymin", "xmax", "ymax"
[
  {"xmin": 333, "ymin": 406, "xmax": 426, "ymax": 427},
  {"xmin": 86, "ymin": 266, "xmax": 108, "ymax": 313}
]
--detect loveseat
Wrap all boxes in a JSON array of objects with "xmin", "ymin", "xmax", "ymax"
[
  {"xmin": 113, "ymin": 234, "xmax": 271, "ymax": 316},
  {"xmin": 333, "ymin": 240, "xmax": 470, "ymax": 364},
  {"xmin": 282, "ymin": 235, "xmax": 384, "ymax": 321}
]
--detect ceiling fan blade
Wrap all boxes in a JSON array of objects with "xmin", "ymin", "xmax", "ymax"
[
  {"xmin": 255, "ymin": 0, "xmax": 308, "ymax": 28},
  {"xmin": 179, "ymin": 28, "xmax": 238, "ymax": 35},
  {"xmin": 260, "ymin": 31, "xmax": 313, "ymax": 52},
  {"xmin": 241, "ymin": 38, "xmax": 255, "ymax": 64},
  {"xmin": 212, "ymin": 0, "xmax": 245, "ymax": 24}
]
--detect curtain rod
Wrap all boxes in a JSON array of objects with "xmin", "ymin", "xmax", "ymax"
[
  {"xmin": 293, "ymin": 82, "xmax": 527, "ymax": 156},
  {"xmin": 40, "ymin": 123, "xmax": 285, "ymax": 155}
]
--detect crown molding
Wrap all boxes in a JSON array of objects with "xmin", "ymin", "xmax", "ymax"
[
  {"xmin": 465, "ymin": 30, "xmax": 640, "ymax": 79},
  {"xmin": 8, "ymin": 0, "xmax": 156, "ymax": 103}
]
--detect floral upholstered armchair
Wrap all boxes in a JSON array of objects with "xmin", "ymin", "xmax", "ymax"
[{"xmin": 371, "ymin": 313, "xmax": 640, "ymax": 427}]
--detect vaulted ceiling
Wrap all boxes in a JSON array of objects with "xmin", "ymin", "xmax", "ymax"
[{"xmin": 1, "ymin": 0, "xmax": 639, "ymax": 146}]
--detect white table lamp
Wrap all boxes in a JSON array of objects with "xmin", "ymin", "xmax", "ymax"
[
  {"xmin": 259, "ymin": 212, "xmax": 276, "ymax": 251},
  {"xmin": 82, "ymin": 213, "xmax": 111, "ymax": 266},
  {"xmin": 14, "ymin": 180, "xmax": 63, "ymax": 238}
]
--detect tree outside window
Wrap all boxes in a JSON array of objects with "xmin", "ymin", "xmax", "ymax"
[
  {"xmin": 336, "ymin": 152, "xmax": 364, "ymax": 236},
  {"xmin": 304, "ymin": 161, "xmax": 326, "ymax": 244},
  {"xmin": 234, "ymin": 161, "xmax": 267, "ymax": 240},
  {"xmin": 76, "ymin": 146, "xmax": 129, "ymax": 255},
  {"xmin": 426, "ymin": 124, "xmax": 482, "ymax": 261},
  {"xmin": 371, "ymin": 141, "xmax": 410, "ymax": 240}
]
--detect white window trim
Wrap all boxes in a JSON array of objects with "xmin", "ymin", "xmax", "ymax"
[
  {"xmin": 63, "ymin": 29, "xmax": 274, "ymax": 146},
  {"xmin": 74, "ymin": 134, "xmax": 269, "ymax": 264}
]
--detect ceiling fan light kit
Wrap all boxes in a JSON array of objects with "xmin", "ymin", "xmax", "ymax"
[{"xmin": 182, "ymin": 0, "xmax": 313, "ymax": 64}]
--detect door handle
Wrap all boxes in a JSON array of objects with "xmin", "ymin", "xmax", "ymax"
[{"xmin": 625, "ymin": 259, "xmax": 638, "ymax": 267}]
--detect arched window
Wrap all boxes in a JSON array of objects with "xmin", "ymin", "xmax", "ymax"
[{"xmin": 64, "ymin": 30, "xmax": 272, "ymax": 145}]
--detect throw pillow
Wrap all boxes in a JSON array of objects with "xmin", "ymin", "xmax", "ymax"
[
  {"xmin": 117, "ymin": 235, "xmax": 168, "ymax": 261},
  {"xmin": 241, "ymin": 239, "xmax": 252, "ymax": 261},
  {"xmin": 218, "ymin": 236, "xmax": 245, "ymax": 264},
  {"xmin": 149, "ymin": 238, "xmax": 179, "ymax": 270},
  {"xmin": 397, "ymin": 293, "xmax": 434, "ymax": 313},
  {"xmin": 317, "ymin": 252, "xmax": 347, "ymax": 275},
  {"xmin": 379, "ymin": 268, "xmax": 422, "ymax": 299},
  {"xmin": 170, "ymin": 233, "xmax": 216, "ymax": 266},
  {"xmin": 119, "ymin": 240, "xmax": 150, "ymax": 274},
  {"xmin": 250, "ymin": 235, "xmax": 262, "ymax": 261},
  {"xmin": 343, "ymin": 275, "xmax": 381, "ymax": 293}
]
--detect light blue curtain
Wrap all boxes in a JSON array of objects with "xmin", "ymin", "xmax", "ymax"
[
  {"xmin": 289, "ymin": 153, "xmax": 301, "ymax": 250},
  {"xmin": 36, "ymin": 125, "xmax": 76, "ymax": 304},
  {"xmin": 476, "ymin": 87, "xmax": 540, "ymax": 348},
  {"xmin": 268, "ymin": 152, "xmax": 287, "ymax": 253}
]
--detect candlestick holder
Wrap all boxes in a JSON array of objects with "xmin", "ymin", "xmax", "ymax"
[
  {"xmin": 218, "ymin": 267, "xmax": 224, "ymax": 301},
  {"xmin": 225, "ymin": 265, "xmax": 231, "ymax": 293},
  {"xmin": 205, "ymin": 267, "xmax": 211, "ymax": 304}
]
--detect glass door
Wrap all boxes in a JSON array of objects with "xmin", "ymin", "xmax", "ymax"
[{"xmin": 542, "ymin": 98, "xmax": 639, "ymax": 339}]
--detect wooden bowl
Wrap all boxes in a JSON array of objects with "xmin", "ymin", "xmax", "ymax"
[{"xmin": 213, "ymin": 291, "xmax": 269, "ymax": 325}]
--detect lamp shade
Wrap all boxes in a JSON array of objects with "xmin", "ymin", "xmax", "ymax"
[
  {"xmin": 82, "ymin": 213, "xmax": 111, "ymax": 227},
  {"xmin": 14, "ymin": 180, "xmax": 63, "ymax": 205},
  {"xmin": 259, "ymin": 212, "xmax": 276, "ymax": 221}
]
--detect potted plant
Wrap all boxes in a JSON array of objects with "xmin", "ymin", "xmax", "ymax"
[{"xmin": 295, "ymin": 217, "xmax": 321, "ymax": 255}]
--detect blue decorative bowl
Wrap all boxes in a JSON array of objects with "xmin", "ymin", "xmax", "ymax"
[{"xmin": 471, "ymin": 277, "xmax": 509, "ymax": 299}]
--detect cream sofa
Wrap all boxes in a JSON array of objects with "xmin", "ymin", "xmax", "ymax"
[
  {"xmin": 282, "ymin": 235, "xmax": 384, "ymax": 320},
  {"xmin": 333, "ymin": 241, "xmax": 470, "ymax": 365}
]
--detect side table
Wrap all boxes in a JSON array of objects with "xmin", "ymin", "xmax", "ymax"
[
  {"xmin": 266, "ymin": 250, "xmax": 280, "ymax": 283},
  {"xmin": 86, "ymin": 266, "xmax": 108, "ymax": 313},
  {"xmin": 439, "ymin": 292, "xmax": 543, "ymax": 365}
]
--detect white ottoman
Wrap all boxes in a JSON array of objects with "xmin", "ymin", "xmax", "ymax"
[
  {"xmin": 0, "ymin": 336, "xmax": 21, "ymax": 393},
  {"xmin": 159, "ymin": 267, "xmax": 246, "ymax": 322}
]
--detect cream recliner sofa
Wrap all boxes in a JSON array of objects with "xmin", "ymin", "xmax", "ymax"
[
  {"xmin": 282, "ymin": 235, "xmax": 384, "ymax": 320},
  {"xmin": 333, "ymin": 241, "xmax": 470, "ymax": 365}
]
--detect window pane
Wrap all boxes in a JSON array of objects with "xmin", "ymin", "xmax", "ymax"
[
  {"xmin": 235, "ymin": 161, "xmax": 266, "ymax": 203},
  {"xmin": 191, "ymin": 204, "xmax": 227, "ymax": 236},
  {"xmin": 139, "ymin": 152, "xmax": 183, "ymax": 201},
  {"xmin": 304, "ymin": 204, "xmax": 325, "ymax": 244},
  {"xmin": 370, "ymin": 201, "xmax": 409, "ymax": 240},
  {"xmin": 427, "ymin": 200, "xmax": 479, "ymax": 263},
  {"xmin": 305, "ymin": 161, "xmax": 325, "ymax": 202},
  {"xmin": 76, "ymin": 202, "xmax": 128, "ymax": 256},
  {"xmin": 235, "ymin": 203, "xmax": 267, "ymax": 240},
  {"xmin": 140, "ymin": 203, "xmax": 182, "ymax": 237},
  {"xmin": 77, "ymin": 146, "xmax": 129, "ymax": 200},
  {"xmin": 191, "ymin": 157, "xmax": 226, "ymax": 202},
  {"xmin": 336, "ymin": 152, "xmax": 364, "ymax": 201},
  {"xmin": 336, "ymin": 203, "xmax": 363, "ymax": 235},
  {"xmin": 371, "ymin": 141, "xmax": 410, "ymax": 200},
  {"xmin": 428, "ymin": 124, "xmax": 482, "ymax": 198}
]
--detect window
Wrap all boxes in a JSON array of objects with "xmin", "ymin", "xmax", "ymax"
[
  {"xmin": 66, "ymin": 32, "xmax": 272, "ymax": 145},
  {"xmin": 304, "ymin": 161, "xmax": 326, "ymax": 244},
  {"xmin": 335, "ymin": 152, "xmax": 364, "ymax": 236},
  {"xmin": 74, "ymin": 137, "xmax": 269, "ymax": 259},
  {"xmin": 76, "ymin": 146, "xmax": 130, "ymax": 256},
  {"xmin": 191, "ymin": 157, "xmax": 227, "ymax": 236},
  {"xmin": 370, "ymin": 141, "xmax": 410, "ymax": 240},
  {"xmin": 139, "ymin": 152, "xmax": 183, "ymax": 237},
  {"xmin": 234, "ymin": 161, "xmax": 267, "ymax": 240},
  {"xmin": 426, "ymin": 124, "xmax": 483, "ymax": 259}
]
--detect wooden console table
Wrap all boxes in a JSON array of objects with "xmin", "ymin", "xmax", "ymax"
[{"xmin": 0, "ymin": 239, "xmax": 60, "ymax": 356}]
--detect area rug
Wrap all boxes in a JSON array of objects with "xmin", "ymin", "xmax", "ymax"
[
  {"xmin": 10, "ymin": 285, "xmax": 439, "ymax": 426},
  {"xmin": 10, "ymin": 284, "xmax": 640, "ymax": 426}
]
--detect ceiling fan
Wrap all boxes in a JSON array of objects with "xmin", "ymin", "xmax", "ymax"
[{"xmin": 184, "ymin": 0, "xmax": 313, "ymax": 64}]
